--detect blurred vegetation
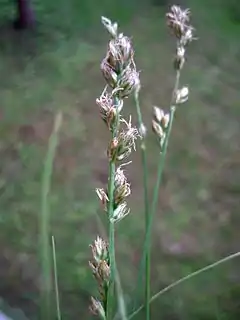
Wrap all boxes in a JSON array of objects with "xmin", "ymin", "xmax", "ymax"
[{"xmin": 0, "ymin": 0, "xmax": 239, "ymax": 319}]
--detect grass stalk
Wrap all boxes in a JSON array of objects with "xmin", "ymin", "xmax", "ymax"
[
  {"xmin": 144, "ymin": 104, "xmax": 176, "ymax": 319},
  {"xmin": 143, "ymin": 70, "xmax": 180, "ymax": 316},
  {"xmin": 132, "ymin": 69, "xmax": 179, "ymax": 318},
  {"xmin": 128, "ymin": 252, "xmax": 240, "ymax": 319},
  {"xmin": 151, "ymin": 69, "xmax": 180, "ymax": 217},
  {"xmin": 39, "ymin": 112, "xmax": 62, "ymax": 320},
  {"xmin": 52, "ymin": 235, "xmax": 61, "ymax": 320},
  {"xmin": 133, "ymin": 88, "xmax": 149, "ymax": 226},
  {"xmin": 107, "ymin": 195, "xmax": 116, "ymax": 319},
  {"xmin": 133, "ymin": 88, "xmax": 150, "ymax": 319},
  {"xmin": 106, "ymin": 98, "xmax": 120, "ymax": 319}
]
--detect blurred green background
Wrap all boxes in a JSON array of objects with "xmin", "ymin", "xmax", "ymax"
[{"xmin": 0, "ymin": 0, "xmax": 239, "ymax": 319}]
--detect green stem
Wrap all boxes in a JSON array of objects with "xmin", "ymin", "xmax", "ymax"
[
  {"xmin": 128, "ymin": 252, "xmax": 240, "ymax": 319},
  {"xmin": 106, "ymin": 154, "xmax": 116, "ymax": 320},
  {"xmin": 150, "ymin": 105, "xmax": 176, "ymax": 232},
  {"xmin": 145, "ymin": 242, "xmax": 151, "ymax": 320},
  {"xmin": 107, "ymin": 183, "xmax": 116, "ymax": 320},
  {"xmin": 143, "ymin": 70, "xmax": 180, "ymax": 308},
  {"xmin": 106, "ymin": 97, "xmax": 120, "ymax": 319},
  {"xmin": 151, "ymin": 69, "xmax": 180, "ymax": 216},
  {"xmin": 133, "ymin": 89, "xmax": 151, "ymax": 319},
  {"xmin": 39, "ymin": 112, "xmax": 62, "ymax": 320},
  {"xmin": 52, "ymin": 236, "xmax": 61, "ymax": 320},
  {"xmin": 144, "ymin": 105, "xmax": 175, "ymax": 319},
  {"xmin": 134, "ymin": 89, "xmax": 149, "ymax": 226},
  {"xmin": 133, "ymin": 69, "xmax": 180, "ymax": 318}
]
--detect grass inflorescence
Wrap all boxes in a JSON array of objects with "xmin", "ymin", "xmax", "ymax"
[{"xmin": 87, "ymin": 5, "xmax": 240, "ymax": 320}]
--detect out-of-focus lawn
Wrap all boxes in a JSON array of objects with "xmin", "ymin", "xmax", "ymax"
[{"xmin": 0, "ymin": 0, "xmax": 239, "ymax": 319}]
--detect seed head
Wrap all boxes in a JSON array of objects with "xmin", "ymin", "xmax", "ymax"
[
  {"xmin": 118, "ymin": 67, "xmax": 140, "ymax": 99},
  {"xmin": 108, "ymin": 34, "xmax": 133, "ymax": 72},
  {"xmin": 101, "ymin": 57, "xmax": 118, "ymax": 88},
  {"xmin": 153, "ymin": 106, "xmax": 164, "ymax": 123},
  {"xmin": 116, "ymin": 117, "xmax": 139, "ymax": 161},
  {"xmin": 152, "ymin": 106, "xmax": 170, "ymax": 149},
  {"xmin": 174, "ymin": 46, "xmax": 185, "ymax": 70},
  {"xmin": 114, "ymin": 165, "xmax": 131, "ymax": 206},
  {"xmin": 139, "ymin": 123, "xmax": 147, "ymax": 138},
  {"xmin": 89, "ymin": 259, "xmax": 110, "ymax": 285},
  {"xmin": 180, "ymin": 26, "xmax": 194, "ymax": 46},
  {"xmin": 117, "ymin": 34, "xmax": 133, "ymax": 63},
  {"xmin": 90, "ymin": 236, "xmax": 109, "ymax": 264},
  {"xmin": 98, "ymin": 259, "xmax": 110, "ymax": 282},
  {"xmin": 96, "ymin": 188, "xmax": 109, "ymax": 210},
  {"xmin": 101, "ymin": 16, "xmax": 118, "ymax": 38},
  {"xmin": 175, "ymin": 86, "xmax": 189, "ymax": 104},
  {"xmin": 89, "ymin": 297, "xmax": 106, "ymax": 318},
  {"xmin": 96, "ymin": 89, "xmax": 123, "ymax": 129},
  {"xmin": 89, "ymin": 237, "xmax": 110, "ymax": 302},
  {"xmin": 152, "ymin": 119, "xmax": 164, "ymax": 139},
  {"xmin": 96, "ymin": 164, "xmax": 131, "ymax": 213},
  {"xmin": 161, "ymin": 113, "xmax": 170, "ymax": 129},
  {"xmin": 153, "ymin": 106, "xmax": 170, "ymax": 129},
  {"xmin": 111, "ymin": 201, "xmax": 130, "ymax": 223},
  {"xmin": 166, "ymin": 6, "xmax": 191, "ymax": 39},
  {"xmin": 107, "ymin": 117, "xmax": 139, "ymax": 161}
]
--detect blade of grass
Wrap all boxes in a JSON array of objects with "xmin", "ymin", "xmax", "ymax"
[
  {"xmin": 52, "ymin": 235, "xmax": 61, "ymax": 320},
  {"xmin": 39, "ymin": 112, "xmax": 62, "ymax": 320},
  {"xmin": 128, "ymin": 252, "xmax": 240, "ymax": 319}
]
